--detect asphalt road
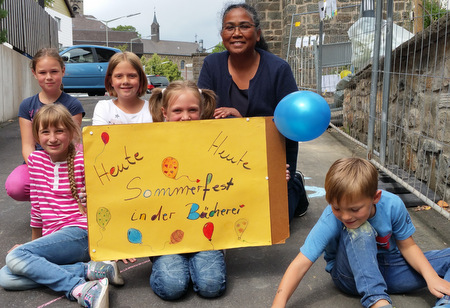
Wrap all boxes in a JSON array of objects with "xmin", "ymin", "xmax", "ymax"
[{"xmin": 0, "ymin": 95, "xmax": 449, "ymax": 307}]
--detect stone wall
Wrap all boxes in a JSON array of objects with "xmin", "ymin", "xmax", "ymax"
[
  {"xmin": 247, "ymin": 0, "xmax": 284, "ymax": 57},
  {"xmin": 343, "ymin": 15, "xmax": 450, "ymax": 200},
  {"xmin": 192, "ymin": 53, "xmax": 209, "ymax": 82}
]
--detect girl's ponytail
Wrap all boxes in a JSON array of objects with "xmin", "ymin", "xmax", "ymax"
[
  {"xmin": 149, "ymin": 88, "xmax": 165, "ymax": 122},
  {"xmin": 67, "ymin": 143, "xmax": 85, "ymax": 215},
  {"xmin": 200, "ymin": 89, "xmax": 217, "ymax": 119}
]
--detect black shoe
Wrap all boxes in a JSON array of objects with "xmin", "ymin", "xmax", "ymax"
[{"xmin": 294, "ymin": 172, "xmax": 309, "ymax": 217}]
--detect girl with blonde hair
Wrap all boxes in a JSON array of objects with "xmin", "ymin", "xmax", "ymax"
[{"xmin": 0, "ymin": 104, "xmax": 124, "ymax": 308}]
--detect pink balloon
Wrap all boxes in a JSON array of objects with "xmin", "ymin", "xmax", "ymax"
[{"xmin": 101, "ymin": 132, "xmax": 109, "ymax": 145}]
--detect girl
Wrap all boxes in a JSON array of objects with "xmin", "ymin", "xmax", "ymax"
[
  {"xmin": 0, "ymin": 104, "xmax": 123, "ymax": 308},
  {"xmin": 5, "ymin": 48, "xmax": 85, "ymax": 202},
  {"xmin": 92, "ymin": 51, "xmax": 151, "ymax": 125},
  {"xmin": 149, "ymin": 80, "xmax": 290, "ymax": 301},
  {"xmin": 149, "ymin": 80, "xmax": 226, "ymax": 301},
  {"xmin": 149, "ymin": 80, "xmax": 216, "ymax": 122}
]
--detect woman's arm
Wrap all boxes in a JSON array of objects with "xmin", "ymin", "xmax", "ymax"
[
  {"xmin": 272, "ymin": 252, "xmax": 314, "ymax": 308},
  {"xmin": 19, "ymin": 117, "xmax": 35, "ymax": 163},
  {"xmin": 397, "ymin": 236, "xmax": 450, "ymax": 298}
]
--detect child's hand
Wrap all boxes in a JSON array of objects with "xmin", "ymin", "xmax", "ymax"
[
  {"xmin": 427, "ymin": 276, "xmax": 450, "ymax": 299},
  {"xmin": 8, "ymin": 244, "xmax": 22, "ymax": 254},
  {"xmin": 79, "ymin": 186, "xmax": 87, "ymax": 205},
  {"xmin": 286, "ymin": 164, "xmax": 291, "ymax": 181},
  {"xmin": 214, "ymin": 107, "xmax": 242, "ymax": 118},
  {"xmin": 118, "ymin": 258, "xmax": 137, "ymax": 264}
]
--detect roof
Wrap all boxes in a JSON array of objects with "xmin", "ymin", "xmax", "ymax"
[
  {"xmin": 73, "ymin": 14, "xmax": 107, "ymax": 31},
  {"xmin": 142, "ymin": 39, "xmax": 200, "ymax": 56},
  {"xmin": 72, "ymin": 14, "xmax": 200, "ymax": 56},
  {"xmin": 73, "ymin": 29, "xmax": 138, "ymax": 43},
  {"xmin": 72, "ymin": 14, "xmax": 140, "ymax": 47}
]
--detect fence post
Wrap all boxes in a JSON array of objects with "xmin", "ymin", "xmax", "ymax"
[
  {"xmin": 286, "ymin": 13, "xmax": 295, "ymax": 62},
  {"xmin": 380, "ymin": 0, "xmax": 394, "ymax": 166},
  {"xmin": 316, "ymin": 20, "xmax": 323, "ymax": 94},
  {"xmin": 367, "ymin": 0, "xmax": 383, "ymax": 158}
]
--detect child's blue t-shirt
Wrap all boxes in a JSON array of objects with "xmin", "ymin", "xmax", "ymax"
[
  {"xmin": 18, "ymin": 92, "xmax": 85, "ymax": 151},
  {"xmin": 18, "ymin": 92, "xmax": 85, "ymax": 121},
  {"xmin": 300, "ymin": 190, "xmax": 416, "ymax": 272}
]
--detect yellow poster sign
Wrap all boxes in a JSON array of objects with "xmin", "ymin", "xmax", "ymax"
[{"xmin": 83, "ymin": 117, "xmax": 289, "ymax": 261}]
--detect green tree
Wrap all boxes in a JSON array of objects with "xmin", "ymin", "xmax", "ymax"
[
  {"xmin": 112, "ymin": 25, "xmax": 140, "ymax": 38},
  {"xmin": 115, "ymin": 44, "xmax": 129, "ymax": 52},
  {"xmin": 423, "ymin": 0, "xmax": 448, "ymax": 28},
  {"xmin": 211, "ymin": 42, "xmax": 226, "ymax": 53},
  {"xmin": 0, "ymin": 0, "xmax": 7, "ymax": 43},
  {"xmin": 141, "ymin": 54, "xmax": 182, "ymax": 81}
]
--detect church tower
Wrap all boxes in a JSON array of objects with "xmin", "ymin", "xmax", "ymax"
[
  {"xmin": 151, "ymin": 11, "xmax": 160, "ymax": 42},
  {"xmin": 67, "ymin": 0, "xmax": 84, "ymax": 15}
]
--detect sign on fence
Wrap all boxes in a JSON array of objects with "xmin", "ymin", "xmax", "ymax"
[{"xmin": 83, "ymin": 117, "xmax": 289, "ymax": 261}]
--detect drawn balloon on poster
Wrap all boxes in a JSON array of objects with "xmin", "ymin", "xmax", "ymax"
[
  {"xmin": 127, "ymin": 228, "xmax": 143, "ymax": 244},
  {"xmin": 235, "ymin": 218, "xmax": 248, "ymax": 240},
  {"xmin": 101, "ymin": 132, "xmax": 109, "ymax": 145},
  {"xmin": 96, "ymin": 207, "xmax": 111, "ymax": 230},
  {"xmin": 170, "ymin": 229, "xmax": 184, "ymax": 244},
  {"xmin": 203, "ymin": 222, "xmax": 214, "ymax": 241}
]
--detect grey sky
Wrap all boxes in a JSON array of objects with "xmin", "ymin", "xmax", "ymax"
[{"xmin": 84, "ymin": 0, "xmax": 238, "ymax": 50}]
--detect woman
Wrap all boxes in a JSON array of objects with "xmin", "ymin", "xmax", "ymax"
[{"xmin": 198, "ymin": 3, "xmax": 307, "ymax": 221}]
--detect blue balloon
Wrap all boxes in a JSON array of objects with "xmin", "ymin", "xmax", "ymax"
[
  {"xmin": 274, "ymin": 91, "xmax": 331, "ymax": 142},
  {"xmin": 127, "ymin": 228, "xmax": 142, "ymax": 244}
]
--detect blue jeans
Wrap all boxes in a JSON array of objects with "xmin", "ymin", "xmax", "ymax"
[
  {"xmin": 0, "ymin": 227, "xmax": 90, "ymax": 300},
  {"xmin": 330, "ymin": 222, "xmax": 450, "ymax": 308},
  {"xmin": 150, "ymin": 250, "xmax": 226, "ymax": 300}
]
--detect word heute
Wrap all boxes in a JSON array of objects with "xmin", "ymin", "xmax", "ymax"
[
  {"xmin": 93, "ymin": 146, "xmax": 143, "ymax": 185},
  {"xmin": 208, "ymin": 131, "xmax": 251, "ymax": 170}
]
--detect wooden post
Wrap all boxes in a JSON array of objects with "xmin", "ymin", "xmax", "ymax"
[{"xmin": 414, "ymin": 0, "xmax": 424, "ymax": 33}]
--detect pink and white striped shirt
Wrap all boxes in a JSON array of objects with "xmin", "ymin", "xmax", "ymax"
[{"xmin": 28, "ymin": 150, "xmax": 87, "ymax": 236}]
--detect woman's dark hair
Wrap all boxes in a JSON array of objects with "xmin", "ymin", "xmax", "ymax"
[{"xmin": 222, "ymin": 3, "xmax": 269, "ymax": 51}]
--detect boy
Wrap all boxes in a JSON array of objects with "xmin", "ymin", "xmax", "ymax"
[{"xmin": 272, "ymin": 158, "xmax": 450, "ymax": 308}]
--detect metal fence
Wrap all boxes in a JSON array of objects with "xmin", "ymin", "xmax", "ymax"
[
  {"xmin": 287, "ymin": 0, "xmax": 450, "ymax": 219},
  {"xmin": 0, "ymin": 0, "xmax": 58, "ymax": 57}
]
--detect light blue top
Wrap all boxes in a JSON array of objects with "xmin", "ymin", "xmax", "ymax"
[{"xmin": 300, "ymin": 190, "xmax": 416, "ymax": 272}]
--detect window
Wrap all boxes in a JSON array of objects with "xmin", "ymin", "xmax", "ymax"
[
  {"xmin": 55, "ymin": 17, "xmax": 61, "ymax": 31},
  {"xmin": 95, "ymin": 48, "xmax": 117, "ymax": 63},
  {"xmin": 181, "ymin": 60, "xmax": 185, "ymax": 70},
  {"xmin": 61, "ymin": 47, "xmax": 94, "ymax": 63}
]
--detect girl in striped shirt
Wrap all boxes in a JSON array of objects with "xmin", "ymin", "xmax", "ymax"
[{"xmin": 0, "ymin": 104, "xmax": 123, "ymax": 308}]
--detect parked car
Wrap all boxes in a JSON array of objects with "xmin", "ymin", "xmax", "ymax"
[
  {"xmin": 60, "ymin": 45, "xmax": 120, "ymax": 96},
  {"xmin": 147, "ymin": 75, "xmax": 169, "ymax": 93}
]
